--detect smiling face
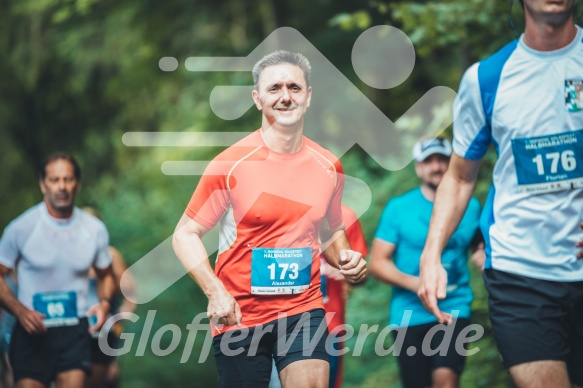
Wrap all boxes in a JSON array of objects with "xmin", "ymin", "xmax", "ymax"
[
  {"xmin": 39, "ymin": 159, "xmax": 80, "ymax": 218},
  {"xmin": 251, "ymin": 63, "xmax": 312, "ymax": 130}
]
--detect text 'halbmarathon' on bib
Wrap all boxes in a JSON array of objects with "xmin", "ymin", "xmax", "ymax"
[
  {"xmin": 511, "ymin": 129, "xmax": 583, "ymax": 194},
  {"xmin": 33, "ymin": 291, "xmax": 79, "ymax": 328},
  {"xmin": 251, "ymin": 247, "xmax": 312, "ymax": 295}
]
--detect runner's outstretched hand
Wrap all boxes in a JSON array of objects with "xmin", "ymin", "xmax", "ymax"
[{"xmin": 417, "ymin": 255, "xmax": 452, "ymax": 324}]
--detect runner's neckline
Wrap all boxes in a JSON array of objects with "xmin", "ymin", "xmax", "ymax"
[
  {"xmin": 519, "ymin": 25, "xmax": 582, "ymax": 59},
  {"xmin": 257, "ymin": 129, "xmax": 306, "ymax": 160},
  {"xmin": 40, "ymin": 202, "xmax": 76, "ymax": 226}
]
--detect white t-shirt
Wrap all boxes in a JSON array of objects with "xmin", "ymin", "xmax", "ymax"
[
  {"xmin": 0, "ymin": 203, "xmax": 112, "ymax": 316},
  {"xmin": 454, "ymin": 26, "xmax": 583, "ymax": 281}
]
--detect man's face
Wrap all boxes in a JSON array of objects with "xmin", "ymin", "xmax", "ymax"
[
  {"xmin": 252, "ymin": 63, "xmax": 312, "ymax": 128},
  {"xmin": 523, "ymin": 0, "xmax": 574, "ymax": 24},
  {"xmin": 415, "ymin": 154, "xmax": 450, "ymax": 190},
  {"xmin": 39, "ymin": 159, "xmax": 80, "ymax": 216}
]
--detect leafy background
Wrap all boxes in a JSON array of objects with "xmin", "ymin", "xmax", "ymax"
[{"xmin": 1, "ymin": 0, "xmax": 538, "ymax": 386}]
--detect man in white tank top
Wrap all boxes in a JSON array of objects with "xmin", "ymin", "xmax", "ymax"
[{"xmin": 0, "ymin": 153, "xmax": 116, "ymax": 388}]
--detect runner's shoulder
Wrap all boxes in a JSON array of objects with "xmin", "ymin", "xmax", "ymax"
[
  {"xmin": 303, "ymin": 137, "xmax": 342, "ymax": 172},
  {"xmin": 2, "ymin": 203, "xmax": 44, "ymax": 235},
  {"xmin": 76, "ymin": 208, "xmax": 108, "ymax": 234},
  {"xmin": 206, "ymin": 130, "xmax": 269, "ymax": 174}
]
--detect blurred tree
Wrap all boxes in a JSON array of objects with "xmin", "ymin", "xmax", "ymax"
[{"xmin": 0, "ymin": 0, "xmax": 524, "ymax": 385}]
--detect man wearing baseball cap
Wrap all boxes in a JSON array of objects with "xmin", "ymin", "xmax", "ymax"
[{"xmin": 370, "ymin": 136, "xmax": 483, "ymax": 388}]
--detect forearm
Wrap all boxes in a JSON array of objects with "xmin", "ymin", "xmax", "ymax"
[
  {"xmin": 321, "ymin": 230, "xmax": 351, "ymax": 269},
  {"xmin": 370, "ymin": 258, "xmax": 418, "ymax": 292},
  {"xmin": 0, "ymin": 277, "xmax": 27, "ymax": 317},
  {"xmin": 93, "ymin": 266, "xmax": 116, "ymax": 316},
  {"xmin": 172, "ymin": 229, "xmax": 227, "ymax": 300},
  {"xmin": 98, "ymin": 272, "xmax": 116, "ymax": 303},
  {"xmin": 423, "ymin": 167, "xmax": 477, "ymax": 262}
]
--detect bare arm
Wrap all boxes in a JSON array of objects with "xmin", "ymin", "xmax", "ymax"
[
  {"xmin": 418, "ymin": 153, "xmax": 481, "ymax": 323},
  {"xmin": 89, "ymin": 263, "xmax": 116, "ymax": 332},
  {"xmin": 0, "ymin": 264, "xmax": 46, "ymax": 334},
  {"xmin": 321, "ymin": 230, "xmax": 367, "ymax": 284},
  {"xmin": 369, "ymin": 239, "xmax": 419, "ymax": 293},
  {"xmin": 110, "ymin": 247, "xmax": 136, "ymax": 314},
  {"xmin": 0, "ymin": 265, "xmax": 21, "ymax": 315},
  {"xmin": 172, "ymin": 213, "xmax": 241, "ymax": 328}
]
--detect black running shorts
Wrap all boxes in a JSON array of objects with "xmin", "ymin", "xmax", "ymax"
[
  {"xmin": 484, "ymin": 268, "xmax": 583, "ymax": 385},
  {"xmin": 391, "ymin": 318, "xmax": 472, "ymax": 388},
  {"xmin": 9, "ymin": 318, "xmax": 92, "ymax": 385},
  {"xmin": 212, "ymin": 308, "xmax": 329, "ymax": 388}
]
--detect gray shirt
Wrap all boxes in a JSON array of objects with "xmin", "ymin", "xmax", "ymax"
[{"xmin": 0, "ymin": 203, "xmax": 111, "ymax": 316}]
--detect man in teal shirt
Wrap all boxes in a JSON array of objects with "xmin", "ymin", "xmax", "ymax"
[{"xmin": 370, "ymin": 137, "xmax": 482, "ymax": 388}]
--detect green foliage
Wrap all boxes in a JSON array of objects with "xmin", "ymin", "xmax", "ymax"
[
  {"xmin": 0, "ymin": 0, "xmax": 522, "ymax": 386},
  {"xmin": 330, "ymin": 11, "xmax": 373, "ymax": 30}
]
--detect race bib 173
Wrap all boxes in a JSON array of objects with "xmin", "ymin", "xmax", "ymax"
[{"xmin": 251, "ymin": 247, "xmax": 312, "ymax": 295}]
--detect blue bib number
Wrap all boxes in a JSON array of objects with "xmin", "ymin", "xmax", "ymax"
[
  {"xmin": 511, "ymin": 129, "xmax": 583, "ymax": 193},
  {"xmin": 33, "ymin": 291, "xmax": 79, "ymax": 328},
  {"xmin": 251, "ymin": 247, "xmax": 312, "ymax": 295}
]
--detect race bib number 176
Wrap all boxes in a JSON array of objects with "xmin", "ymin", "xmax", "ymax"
[{"xmin": 511, "ymin": 129, "xmax": 583, "ymax": 194}]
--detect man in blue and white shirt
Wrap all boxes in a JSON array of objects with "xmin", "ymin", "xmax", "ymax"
[
  {"xmin": 0, "ymin": 153, "xmax": 116, "ymax": 388},
  {"xmin": 418, "ymin": 1, "xmax": 583, "ymax": 387}
]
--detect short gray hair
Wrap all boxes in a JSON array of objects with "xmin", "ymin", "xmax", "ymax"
[{"xmin": 252, "ymin": 50, "xmax": 311, "ymax": 89}]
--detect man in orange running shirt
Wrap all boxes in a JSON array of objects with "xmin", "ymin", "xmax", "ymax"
[{"xmin": 173, "ymin": 50, "xmax": 367, "ymax": 388}]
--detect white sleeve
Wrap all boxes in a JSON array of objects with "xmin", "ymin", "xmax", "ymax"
[
  {"xmin": 0, "ymin": 222, "xmax": 20, "ymax": 269},
  {"xmin": 453, "ymin": 63, "xmax": 491, "ymax": 160}
]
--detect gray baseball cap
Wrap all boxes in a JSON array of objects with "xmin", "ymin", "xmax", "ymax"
[{"xmin": 412, "ymin": 137, "xmax": 452, "ymax": 162}]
